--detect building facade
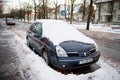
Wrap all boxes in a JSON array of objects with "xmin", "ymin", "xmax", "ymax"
[{"xmin": 95, "ymin": 0, "xmax": 120, "ymax": 25}]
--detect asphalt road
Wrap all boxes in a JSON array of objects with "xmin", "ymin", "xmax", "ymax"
[
  {"xmin": 95, "ymin": 39, "xmax": 120, "ymax": 62},
  {"xmin": 98, "ymin": 44, "xmax": 120, "ymax": 60}
]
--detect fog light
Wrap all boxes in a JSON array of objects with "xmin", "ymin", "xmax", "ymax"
[{"xmin": 62, "ymin": 65, "xmax": 66, "ymax": 67}]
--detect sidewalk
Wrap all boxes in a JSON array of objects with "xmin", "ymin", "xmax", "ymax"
[{"xmin": 0, "ymin": 28, "xmax": 26, "ymax": 80}]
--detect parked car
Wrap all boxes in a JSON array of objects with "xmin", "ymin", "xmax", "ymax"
[
  {"xmin": 6, "ymin": 18, "xmax": 15, "ymax": 25},
  {"xmin": 26, "ymin": 19, "xmax": 100, "ymax": 69}
]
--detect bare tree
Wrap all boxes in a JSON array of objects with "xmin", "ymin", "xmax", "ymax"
[
  {"xmin": 19, "ymin": 0, "xmax": 22, "ymax": 21},
  {"xmin": 23, "ymin": 1, "xmax": 32, "ymax": 22},
  {"xmin": 45, "ymin": 0, "xmax": 48, "ymax": 18},
  {"xmin": 82, "ymin": 0, "xmax": 86, "ymax": 21},
  {"xmin": 109, "ymin": 0, "xmax": 115, "ymax": 23},
  {"xmin": 0, "ymin": 0, "xmax": 4, "ymax": 16},
  {"xmin": 64, "ymin": 0, "xmax": 67, "ymax": 19},
  {"xmin": 37, "ymin": 0, "xmax": 42, "ymax": 19},
  {"xmin": 98, "ymin": 2, "xmax": 101, "ymax": 22},
  {"xmin": 86, "ymin": 0, "xmax": 93, "ymax": 30},
  {"xmin": 54, "ymin": 0, "xmax": 58, "ymax": 19},
  {"xmin": 42, "ymin": 0, "xmax": 46, "ymax": 18},
  {"xmin": 70, "ymin": 0, "xmax": 76, "ymax": 24},
  {"xmin": 32, "ymin": 0, "xmax": 37, "ymax": 20}
]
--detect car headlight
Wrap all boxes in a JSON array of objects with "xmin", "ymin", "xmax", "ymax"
[{"xmin": 56, "ymin": 46, "xmax": 68, "ymax": 57}]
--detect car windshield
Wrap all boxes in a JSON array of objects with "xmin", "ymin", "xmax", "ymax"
[{"xmin": 7, "ymin": 18, "xmax": 14, "ymax": 21}]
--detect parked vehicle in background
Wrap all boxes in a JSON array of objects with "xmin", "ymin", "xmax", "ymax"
[
  {"xmin": 6, "ymin": 18, "xmax": 15, "ymax": 25},
  {"xmin": 26, "ymin": 19, "xmax": 100, "ymax": 70}
]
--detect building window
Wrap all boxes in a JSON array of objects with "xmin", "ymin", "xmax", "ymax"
[{"xmin": 118, "ymin": 15, "xmax": 120, "ymax": 21}]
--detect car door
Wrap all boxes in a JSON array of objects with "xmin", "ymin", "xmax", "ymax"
[
  {"xmin": 27, "ymin": 23, "xmax": 37, "ymax": 48},
  {"xmin": 32, "ymin": 22, "xmax": 43, "ymax": 55}
]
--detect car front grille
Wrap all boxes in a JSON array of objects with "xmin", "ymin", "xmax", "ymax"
[
  {"xmin": 67, "ymin": 52, "xmax": 79, "ymax": 57},
  {"xmin": 67, "ymin": 48, "xmax": 96, "ymax": 57}
]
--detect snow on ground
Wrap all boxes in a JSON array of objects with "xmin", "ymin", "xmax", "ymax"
[
  {"xmin": 72, "ymin": 23, "xmax": 120, "ymax": 34},
  {"xmin": 12, "ymin": 31, "xmax": 120, "ymax": 80}
]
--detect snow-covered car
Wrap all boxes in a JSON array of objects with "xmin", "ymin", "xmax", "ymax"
[
  {"xmin": 6, "ymin": 18, "xmax": 15, "ymax": 25},
  {"xmin": 26, "ymin": 19, "xmax": 100, "ymax": 69}
]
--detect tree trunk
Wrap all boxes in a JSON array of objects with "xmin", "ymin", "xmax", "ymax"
[
  {"xmin": 34, "ymin": 6, "xmax": 37, "ymax": 20},
  {"xmin": 64, "ymin": 0, "xmax": 67, "ymax": 20},
  {"xmin": 70, "ymin": 0, "xmax": 74, "ymax": 24},
  {"xmin": 98, "ymin": 4, "xmax": 101, "ymax": 21},
  {"xmin": 43, "ymin": 0, "xmax": 45, "ymax": 19},
  {"xmin": 33, "ymin": 0, "xmax": 37, "ymax": 20},
  {"xmin": 24, "ymin": 8, "xmax": 25, "ymax": 22},
  {"xmin": 45, "ymin": 0, "xmax": 48, "ymax": 19},
  {"xmin": 86, "ymin": 0, "xmax": 93, "ymax": 30},
  {"xmin": 82, "ymin": 0, "xmax": 86, "ymax": 22},
  {"xmin": 55, "ymin": 1, "xmax": 57, "ymax": 19},
  {"xmin": 110, "ymin": 0, "xmax": 114, "ymax": 23}
]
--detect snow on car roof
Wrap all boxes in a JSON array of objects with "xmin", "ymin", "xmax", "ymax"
[{"xmin": 34, "ymin": 19, "xmax": 95, "ymax": 45}]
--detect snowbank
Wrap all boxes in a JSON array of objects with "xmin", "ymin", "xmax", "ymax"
[
  {"xmin": 13, "ymin": 32, "xmax": 120, "ymax": 80},
  {"xmin": 72, "ymin": 23, "xmax": 120, "ymax": 34}
]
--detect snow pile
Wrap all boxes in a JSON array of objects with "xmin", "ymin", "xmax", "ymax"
[
  {"xmin": 72, "ymin": 23, "xmax": 120, "ymax": 33},
  {"xmin": 13, "ymin": 33, "xmax": 120, "ymax": 80}
]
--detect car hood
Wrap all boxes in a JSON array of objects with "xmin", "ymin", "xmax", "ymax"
[{"xmin": 59, "ymin": 41, "xmax": 95, "ymax": 52}]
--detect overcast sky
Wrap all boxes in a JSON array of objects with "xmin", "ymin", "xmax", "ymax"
[
  {"xmin": 4, "ymin": 0, "xmax": 81, "ymax": 13},
  {"xmin": 6, "ymin": 0, "xmax": 82, "ymax": 7}
]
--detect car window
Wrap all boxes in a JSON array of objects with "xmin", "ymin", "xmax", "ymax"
[
  {"xmin": 34, "ymin": 23, "xmax": 42, "ymax": 37},
  {"xmin": 6, "ymin": 18, "xmax": 14, "ymax": 21},
  {"xmin": 29, "ymin": 23, "xmax": 36, "ymax": 32}
]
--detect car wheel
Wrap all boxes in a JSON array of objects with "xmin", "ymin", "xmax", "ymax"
[{"xmin": 42, "ymin": 50, "xmax": 50, "ymax": 65}]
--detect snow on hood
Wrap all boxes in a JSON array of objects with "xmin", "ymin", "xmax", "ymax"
[{"xmin": 35, "ymin": 19, "xmax": 95, "ymax": 45}]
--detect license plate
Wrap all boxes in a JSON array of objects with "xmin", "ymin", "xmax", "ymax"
[{"xmin": 79, "ymin": 58, "xmax": 93, "ymax": 64}]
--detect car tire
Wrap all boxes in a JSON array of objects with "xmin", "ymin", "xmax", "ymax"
[{"xmin": 42, "ymin": 50, "xmax": 50, "ymax": 65}]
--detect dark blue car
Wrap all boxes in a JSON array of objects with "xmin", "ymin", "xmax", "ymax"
[{"xmin": 26, "ymin": 19, "xmax": 100, "ymax": 69}]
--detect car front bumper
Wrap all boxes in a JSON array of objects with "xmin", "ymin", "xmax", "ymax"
[
  {"xmin": 50, "ymin": 50, "xmax": 100, "ymax": 70},
  {"xmin": 6, "ymin": 22, "xmax": 15, "ymax": 25}
]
